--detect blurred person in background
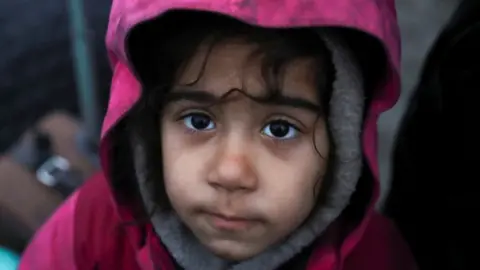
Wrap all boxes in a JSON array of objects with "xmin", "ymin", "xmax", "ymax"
[
  {"xmin": 386, "ymin": 0, "xmax": 479, "ymax": 269},
  {"xmin": 19, "ymin": 0, "xmax": 416, "ymax": 269},
  {"xmin": 0, "ymin": 0, "xmax": 110, "ymax": 254},
  {"xmin": 0, "ymin": 0, "xmax": 111, "ymax": 153}
]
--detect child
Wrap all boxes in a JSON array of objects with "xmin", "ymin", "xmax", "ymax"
[{"xmin": 19, "ymin": 0, "xmax": 416, "ymax": 269}]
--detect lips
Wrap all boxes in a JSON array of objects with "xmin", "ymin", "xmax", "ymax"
[{"xmin": 206, "ymin": 212, "xmax": 258, "ymax": 231}]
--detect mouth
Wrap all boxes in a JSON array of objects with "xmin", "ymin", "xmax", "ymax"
[{"xmin": 204, "ymin": 211, "xmax": 259, "ymax": 231}]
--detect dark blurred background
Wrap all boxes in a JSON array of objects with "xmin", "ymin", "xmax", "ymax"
[
  {"xmin": 0, "ymin": 0, "xmax": 112, "ymax": 153},
  {"xmin": 379, "ymin": 0, "xmax": 459, "ymax": 207}
]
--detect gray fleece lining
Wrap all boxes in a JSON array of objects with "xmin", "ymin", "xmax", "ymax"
[{"xmin": 133, "ymin": 30, "xmax": 364, "ymax": 270}]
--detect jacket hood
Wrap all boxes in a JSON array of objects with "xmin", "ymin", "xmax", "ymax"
[{"xmin": 101, "ymin": 0, "xmax": 401, "ymax": 267}]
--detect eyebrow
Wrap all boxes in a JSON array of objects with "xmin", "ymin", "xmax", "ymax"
[{"xmin": 165, "ymin": 88, "xmax": 322, "ymax": 113}]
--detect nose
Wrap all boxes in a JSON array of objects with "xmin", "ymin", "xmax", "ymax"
[{"xmin": 207, "ymin": 140, "xmax": 258, "ymax": 192}]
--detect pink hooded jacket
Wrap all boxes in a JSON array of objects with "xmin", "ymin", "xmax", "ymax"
[{"xmin": 19, "ymin": 0, "xmax": 416, "ymax": 269}]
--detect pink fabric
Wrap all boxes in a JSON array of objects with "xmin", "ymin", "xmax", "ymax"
[
  {"xmin": 342, "ymin": 213, "xmax": 418, "ymax": 270},
  {"xmin": 20, "ymin": 0, "xmax": 415, "ymax": 269},
  {"xmin": 19, "ymin": 192, "xmax": 79, "ymax": 270}
]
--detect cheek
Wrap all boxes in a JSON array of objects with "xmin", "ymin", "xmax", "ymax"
[
  {"xmin": 258, "ymin": 141, "xmax": 328, "ymax": 233},
  {"xmin": 160, "ymin": 122, "xmax": 207, "ymax": 209}
]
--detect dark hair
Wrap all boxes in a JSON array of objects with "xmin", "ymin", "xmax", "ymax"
[{"xmin": 110, "ymin": 11, "xmax": 335, "ymax": 216}]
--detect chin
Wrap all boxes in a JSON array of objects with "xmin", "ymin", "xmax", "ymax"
[
  {"xmin": 206, "ymin": 240, "xmax": 262, "ymax": 261},
  {"xmin": 211, "ymin": 248, "xmax": 254, "ymax": 261}
]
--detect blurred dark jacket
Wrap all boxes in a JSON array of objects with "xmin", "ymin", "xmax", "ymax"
[{"xmin": 386, "ymin": 0, "xmax": 480, "ymax": 269}]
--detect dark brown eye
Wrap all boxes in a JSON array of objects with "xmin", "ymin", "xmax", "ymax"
[
  {"xmin": 262, "ymin": 120, "xmax": 298, "ymax": 139},
  {"xmin": 183, "ymin": 113, "xmax": 215, "ymax": 130}
]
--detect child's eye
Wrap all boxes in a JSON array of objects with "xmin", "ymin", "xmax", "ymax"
[
  {"xmin": 182, "ymin": 113, "xmax": 216, "ymax": 131},
  {"xmin": 262, "ymin": 120, "xmax": 299, "ymax": 140}
]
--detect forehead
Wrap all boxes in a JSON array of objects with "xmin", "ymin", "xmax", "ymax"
[{"xmin": 175, "ymin": 38, "xmax": 320, "ymax": 104}]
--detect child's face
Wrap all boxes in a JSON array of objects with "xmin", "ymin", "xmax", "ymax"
[{"xmin": 160, "ymin": 39, "xmax": 330, "ymax": 260}]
